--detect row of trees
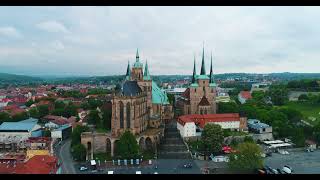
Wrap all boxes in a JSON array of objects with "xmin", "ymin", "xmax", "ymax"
[{"xmin": 287, "ymin": 79, "xmax": 320, "ymax": 91}]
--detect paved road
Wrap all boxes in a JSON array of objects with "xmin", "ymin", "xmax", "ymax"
[
  {"xmin": 265, "ymin": 149, "xmax": 320, "ymax": 174},
  {"xmin": 57, "ymin": 139, "xmax": 76, "ymax": 174},
  {"xmin": 76, "ymin": 159, "xmax": 202, "ymax": 174}
]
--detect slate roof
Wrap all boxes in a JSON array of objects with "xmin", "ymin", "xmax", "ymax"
[
  {"xmin": 198, "ymin": 96, "xmax": 210, "ymax": 106},
  {"xmin": 122, "ymin": 81, "xmax": 142, "ymax": 96}
]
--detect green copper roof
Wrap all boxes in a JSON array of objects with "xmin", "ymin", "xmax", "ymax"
[
  {"xmin": 152, "ymin": 81, "xmax": 170, "ymax": 105},
  {"xmin": 133, "ymin": 48, "xmax": 143, "ymax": 68},
  {"xmin": 196, "ymin": 74, "xmax": 210, "ymax": 80},
  {"xmin": 190, "ymin": 83, "xmax": 199, "ymax": 87},
  {"xmin": 143, "ymin": 60, "xmax": 151, "ymax": 80}
]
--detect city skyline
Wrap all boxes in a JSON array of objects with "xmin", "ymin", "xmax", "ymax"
[{"xmin": 1, "ymin": 6, "xmax": 320, "ymax": 76}]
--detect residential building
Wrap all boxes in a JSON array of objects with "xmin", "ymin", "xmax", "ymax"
[
  {"xmin": 247, "ymin": 119, "xmax": 273, "ymax": 141},
  {"xmin": 51, "ymin": 124, "xmax": 72, "ymax": 140},
  {"xmin": 238, "ymin": 91, "xmax": 252, "ymax": 104}
]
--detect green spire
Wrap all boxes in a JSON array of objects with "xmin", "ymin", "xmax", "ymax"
[
  {"xmin": 125, "ymin": 61, "xmax": 131, "ymax": 80},
  {"xmin": 192, "ymin": 55, "xmax": 196, "ymax": 84},
  {"xmin": 209, "ymin": 52, "xmax": 214, "ymax": 83},
  {"xmin": 200, "ymin": 43, "xmax": 206, "ymax": 75},
  {"xmin": 143, "ymin": 59, "xmax": 151, "ymax": 80},
  {"xmin": 136, "ymin": 48, "xmax": 139, "ymax": 62}
]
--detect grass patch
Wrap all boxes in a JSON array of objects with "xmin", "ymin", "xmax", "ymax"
[{"xmin": 283, "ymin": 101, "xmax": 320, "ymax": 125}]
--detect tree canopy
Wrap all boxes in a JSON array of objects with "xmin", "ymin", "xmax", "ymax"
[
  {"xmin": 201, "ymin": 124, "xmax": 224, "ymax": 155},
  {"xmin": 228, "ymin": 142, "xmax": 264, "ymax": 173},
  {"xmin": 115, "ymin": 130, "xmax": 139, "ymax": 159}
]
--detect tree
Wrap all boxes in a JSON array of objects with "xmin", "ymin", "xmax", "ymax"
[
  {"xmin": 38, "ymin": 105, "xmax": 49, "ymax": 118},
  {"xmin": 217, "ymin": 102, "xmax": 239, "ymax": 113},
  {"xmin": 167, "ymin": 94, "xmax": 175, "ymax": 105},
  {"xmin": 29, "ymin": 107, "xmax": 40, "ymax": 119},
  {"xmin": 25, "ymin": 99, "xmax": 34, "ymax": 107},
  {"xmin": 115, "ymin": 130, "xmax": 139, "ymax": 159},
  {"xmin": 243, "ymin": 136, "xmax": 254, "ymax": 143},
  {"xmin": 54, "ymin": 101, "xmax": 65, "ymax": 109},
  {"xmin": 71, "ymin": 144, "xmax": 87, "ymax": 161},
  {"xmin": 11, "ymin": 112, "xmax": 29, "ymax": 122},
  {"xmin": 267, "ymin": 86, "xmax": 288, "ymax": 106},
  {"xmin": 88, "ymin": 110, "xmax": 100, "ymax": 125},
  {"xmin": 71, "ymin": 125, "xmax": 90, "ymax": 147},
  {"xmin": 239, "ymin": 104, "xmax": 258, "ymax": 119},
  {"xmin": 290, "ymin": 127, "xmax": 305, "ymax": 147},
  {"xmin": 298, "ymin": 94, "xmax": 309, "ymax": 101},
  {"xmin": 0, "ymin": 112, "xmax": 10, "ymax": 123},
  {"xmin": 201, "ymin": 124, "xmax": 224, "ymax": 156},
  {"xmin": 43, "ymin": 130, "xmax": 51, "ymax": 137},
  {"xmin": 228, "ymin": 142, "xmax": 264, "ymax": 173},
  {"xmin": 313, "ymin": 122, "xmax": 320, "ymax": 144},
  {"xmin": 278, "ymin": 107, "xmax": 303, "ymax": 125}
]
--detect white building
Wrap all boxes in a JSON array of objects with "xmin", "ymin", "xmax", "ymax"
[{"xmin": 177, "ymin": 114, "xmax": 247, "ymax": 138}]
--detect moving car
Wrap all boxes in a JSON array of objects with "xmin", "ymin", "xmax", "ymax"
[{"xmin": 136, "ymin": 171, "xmax": 142, "ymax": 174}]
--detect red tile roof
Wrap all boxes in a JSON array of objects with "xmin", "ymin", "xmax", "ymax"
[
  {"xmin": 178, "ymin": 113, "xmax": 241, "ymax": 129},
  {"xmin": 240, "ymin": 91, "xmax": 252, "ymax": 99},
  {"xmin": 15, "ymin": 155, "xmax": 59, "ymax": 174}
]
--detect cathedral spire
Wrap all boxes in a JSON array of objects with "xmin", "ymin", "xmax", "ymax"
[
  {"xmin": 200, "ymin": 43, "xmax": 206, "ymax": 75},
  {"xmin": 192, "ymin": 55, "xmax": 196, "ymax": 84},
  {"xmin": 136, "ymin": 48, "xmax": 140, "ymax": 62},
  {"xmin": 143, "ymin": 59, "xmax": 151, "ymax": 80},
  {"xmin": 125, "ymin": 61, "xmax": 131, "ymax": 80},
  {"xmin": 209, "ymin": 52, "xmax": 214, "ymax": 83}
]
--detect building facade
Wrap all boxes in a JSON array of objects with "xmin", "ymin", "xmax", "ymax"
[
  {"xmin": 81, "ymin": 49, "xmax": 173, "ymax": 159},
  {"xmin": 178, "ymin": 47, "xmax": 217, "ymax": 115}
]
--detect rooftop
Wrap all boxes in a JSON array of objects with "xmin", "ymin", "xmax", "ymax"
[
  {"xmin": 152, "ymin": 81, "xmax": 170, "ymax": 105},
  {"xmin": 0, "ymin": 118, "xmax": 38, "ymax": 132}
]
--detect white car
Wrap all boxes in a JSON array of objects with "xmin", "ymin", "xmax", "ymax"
[
  {"xmin": 282, "ymin": 166, "xmax": 292, "ymax": 174},
  {"xmin": 136, "ymin": 171, "xmax": 142, "ymax": 174},
  {"xmin": 108, "ymin": 171, "xmax": 114, "ymax": 174},
  {"xmin": 154, "ymin": 172, "xmax": 159, "ymax": 174},
  {"xmin": 79, "ymin": 166, "xmax": 88, "ymax": 171}
]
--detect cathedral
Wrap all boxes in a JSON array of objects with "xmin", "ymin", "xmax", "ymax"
[
  {"xmin": 179, "ymin": 47, "xmax": 217, "ymax": 115},
  {"xmin": 81, "ymin": 49, "xmax": 173, "ymax": 159}
]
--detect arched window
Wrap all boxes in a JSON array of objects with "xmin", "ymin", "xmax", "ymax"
[
  {"xmin": 126, "ymin": 102, "xmax": 131, "ymax": 128},
  {"xmin": 119, "ymin": 101, "xmax": 124, "ymax": 128},
  {"xmin": 204, "ymin": 109, "xmax": 207, "ymax": 114},
  {"xmin": 200, "ymin": 109, "xmax": 203, "ymax": 115}
]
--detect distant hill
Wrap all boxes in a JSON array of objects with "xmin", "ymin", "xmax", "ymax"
[{"xmin": 0, "ymin": 73, "xmax": 43, "ymax": 85}]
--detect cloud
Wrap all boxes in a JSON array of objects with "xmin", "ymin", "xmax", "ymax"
[
  {"xmin": 0, "ymin": 26, "xmax": 22, "ymax": 38},
  {"xmin": 50, "ymin": 40, "xmax": 65, "ymax": 50},
  {"xmin": 36, "ymin": 20, "xmax": 69, "ymax": 33}
]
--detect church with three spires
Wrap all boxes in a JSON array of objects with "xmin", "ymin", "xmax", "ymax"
[{"xmin": 179, "ymin": 46, "xmax": 217, "ymax": 115}]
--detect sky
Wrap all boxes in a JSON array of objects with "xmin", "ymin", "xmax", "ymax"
[{"xmin": 0, "ymin": 6, "xmax": 320, "ymax": 77}]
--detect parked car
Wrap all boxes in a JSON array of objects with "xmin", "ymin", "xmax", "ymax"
[
  {"xmin": 79, "ymin": 166, "xmax": 88, "ymax": 171},
  {"xmin": 183, "ymin": 163, "xmax": 192, "ymax": 168},
  {"xmin": 282, "ymin": 165, "xmax": 292, "ymax": 174}
]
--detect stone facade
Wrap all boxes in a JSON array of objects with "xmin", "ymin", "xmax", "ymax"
[{"xmin": 81, "ymin": 49, "xmax": 173, "ymax": 159}]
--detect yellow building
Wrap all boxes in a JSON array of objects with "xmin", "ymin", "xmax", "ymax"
[{"xmin": 26, "ymin": 150, "xmax": 50, "ymax": 160}]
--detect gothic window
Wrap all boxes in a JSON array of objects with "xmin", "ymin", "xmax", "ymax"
[
  {"xmin": 203, "ymin": 87, "xmax": 205, "ymax": 92},
  {"xmin": 204, "ymin": 109, "xmax": 207, "ymax": 114},
  {"xmin": 195, "ymin": 88, "xmax": 197, "ymax": 93},
  {"xmin": 200, "ymin": 109, "xmax": 203, "ymax": 115},
  {"xmin": 119, "ymin": 101, "xmax": 124, "ymax": 128},
  {"xmin": 126, "ymin": 102, "xmax": 131, "ymax": 128}
]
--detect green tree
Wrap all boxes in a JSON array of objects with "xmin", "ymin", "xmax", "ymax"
[
  {"xmin": 0, "ymin": 112, "xmax": 10, "ymax": 123},
  {"xmin": 239, "ymin": 104, "xmax": 258, "ymax": 119},
  {"xmin": 54, "ymin": 101, "xmax": 66, "ymax": 109},
  {"xmin": 88, "ymin": 110, "xmax": 100, "ymax": 125},
  {"xmin": 43, "ymin": 130, "xmax": 51, "ymax": 137},
  {"xmin": 11, "ymin": 112, "xmax": 29, "ymax": 122},
  {"xmin": 290, "ymin": 127, "xmax": 305, "ymax": 147},
  {"xmin": 38, "ymin": 105, "xmax": 49, "ymax": 118},
  {"xmin": 243, "ymin": 136, "xmax": 254, "ymax": 143},
  {"xmin": 278, "ymin": 107, "xmax": 303, "ymax": 125},
  {"xmin": 167, "ymin": 94, "xmax": 175, "ymax": 105},
  {"xmin": 298, "ymin": 94, "xmax": 309, "ymax": 101},
  {"xmin": 218, "ymin": 102, "xmax": 239, "ymax": 113},
  {"xmin": 71, "ymin": 144, "xmax": 87, "ymax": 161},
  {"xmin": 313, "ymin": 122, "xmax": 320, "ymax": 144},
  {"xmin": 201, "ymin": 124, "xmax": 224, "ymax": 156},
  {"xmin": 267, "ymin": 85, "xmax": 288, "ymax": 106},
  {"xmin": 115, "ymin": 130, "xmax": 139, "ymax": 159},
  {"xmin": 71, "ymin": 125, "xmax": 90, "ymax": 147},
  {"xmin": 228, "ymin": 142, "xmax": 264, "ymax": 173},
  {"xmin": 29, "ymin": 107, "xmax": 40, "ymax": 119},
  {"xmin": 25, "ymin": 99, "xmax": 34, "ymax": 107}
]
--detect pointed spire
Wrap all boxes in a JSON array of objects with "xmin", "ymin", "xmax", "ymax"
[
  {"xmin": 200, "ymin": 43, "xmax": 206, "ymax": 75},
  {"xmin": 143, "ymin": 59, "xmax": 151, "ymax": 80},
  {"xmin": 136, "ymin": 48, "xmax": 139, "ymax": 62},
  {"xmin": 125, "ymin": 61, "xmax": 131, "ymax": 80},
  {"xmin": 192, "ymin": 55, "xmax": 196, "ymax": 84},
  {"xmin": 209, "ymin": 52, "xmax": 214, "ymax": 83}
]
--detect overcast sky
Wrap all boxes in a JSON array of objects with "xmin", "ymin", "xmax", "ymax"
[{"xmin": 0, "ymin": 6, "xmax": 319, "ymax": 76}]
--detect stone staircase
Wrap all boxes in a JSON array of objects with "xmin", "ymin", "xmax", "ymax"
[{"xmin": 158, "ymin": 120, "xmax": 191, "ymax": 159}]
